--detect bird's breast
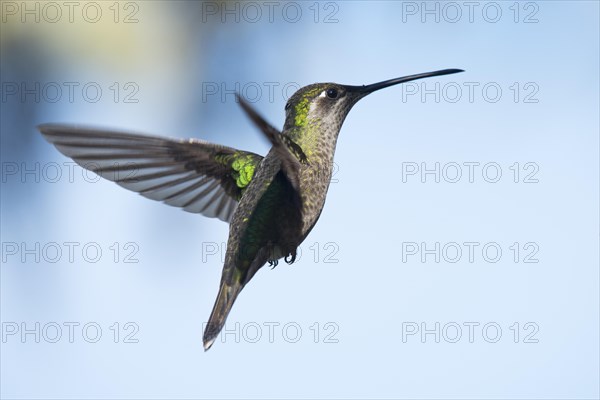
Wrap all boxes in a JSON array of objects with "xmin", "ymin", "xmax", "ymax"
[{"xmin": 298, "ymin": 161, "xmax": 334, "ymax": 233}]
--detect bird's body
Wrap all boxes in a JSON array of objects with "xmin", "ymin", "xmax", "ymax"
[
  {"xmin": 39, "ymin": 68, "xmax": 463, "ymax": 350},
  {"xmin": 203, "ymin": 85, "xmax": 345, "ymax": 346}
]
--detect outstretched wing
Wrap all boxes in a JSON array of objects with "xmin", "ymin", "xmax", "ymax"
[{"xmin": 38, "ymin": 124, "xmax": 263, "ymax": 222}]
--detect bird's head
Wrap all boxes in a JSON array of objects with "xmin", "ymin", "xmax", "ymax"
[{"xmin": 283, "ymin": 69, "xmax": 464, "ymax": 135}]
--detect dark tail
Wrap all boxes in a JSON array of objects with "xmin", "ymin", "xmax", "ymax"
[
  {"xmin": 203, "ymin": 248, "xmax": 269, "ymax": 351},
  {"xmin": 203, "ymin": 278, "xmax": 244, "ymax": 351}
]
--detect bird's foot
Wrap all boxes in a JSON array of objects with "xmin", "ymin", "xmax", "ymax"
[
  {"xmin": 284, "ymin": 251, "xmax": 296, "ymax": 265},
  {"xmin": 268, "ymin": 259, "xmax": 279, "ymax": 269}
]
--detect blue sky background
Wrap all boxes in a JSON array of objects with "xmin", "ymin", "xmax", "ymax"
[{"xmin": 1, "ymin": 1, "xmax": 598, "ymax": 398}]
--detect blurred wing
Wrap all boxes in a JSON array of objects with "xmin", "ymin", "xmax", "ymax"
[
  {"xmin": 38, "ymin": 124, "xmax": 263, "ymax": 222},
  {"xmin": 236, "ymin": 94, "xmax": 306, "ymax": 192}
]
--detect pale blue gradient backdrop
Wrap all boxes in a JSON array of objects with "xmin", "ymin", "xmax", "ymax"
[{"xmin": 1, "ymin": 1, "xmax": 598, "ymax": 399}]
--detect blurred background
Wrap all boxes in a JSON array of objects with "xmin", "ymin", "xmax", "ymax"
[{"xmin": 1, "ymin": 1, "xmax": 598, "ymax": 398}]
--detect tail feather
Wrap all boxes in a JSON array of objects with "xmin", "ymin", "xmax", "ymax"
[
  {"xmin": 204, "ymin": 248, "xmax": 270, "ymax": 351},
  {"xmin": 203, "ymin": 280, "xmax": 244, "ymax": 351}
]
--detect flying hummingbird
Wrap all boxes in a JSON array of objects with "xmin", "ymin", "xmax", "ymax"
[{"xmin": 39, "ymin": 68, "xmax": 463, "ymax": 350}]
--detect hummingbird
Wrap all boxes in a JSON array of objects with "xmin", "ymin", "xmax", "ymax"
[{"xmin": 38, "ymin": 68, "xmax": 463, "ymax": 350}]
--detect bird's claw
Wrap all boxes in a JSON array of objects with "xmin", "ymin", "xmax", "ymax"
[{"xmin": 285, "ymin": 252, "xmax": 296, "ymax": 265}]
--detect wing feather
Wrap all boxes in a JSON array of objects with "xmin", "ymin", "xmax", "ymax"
[{"xmin": 39, "ymin": 124, "xmax": 263, "ymax": 223}]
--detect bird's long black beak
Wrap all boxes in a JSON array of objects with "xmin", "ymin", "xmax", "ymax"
[{"xmin": 346, "ymin": 68, "xmax": 464, "ymax": 95}]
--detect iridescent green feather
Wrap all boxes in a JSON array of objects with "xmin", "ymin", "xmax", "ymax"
[
  {"xmin": 294, "ymin": 86, "xmax": 324, "ymax": 127},
  {"xmin": 231, "ymin": 153, "xmax": 258, "ymax": 189},
  {"xmin": 214, "ymin": 151, "xmax": 262, "ymax": 200}
]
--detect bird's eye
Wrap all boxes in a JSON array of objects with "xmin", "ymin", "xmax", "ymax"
[
  {"xmin": 285, "ymin": 102, "xmax": 291, "ymax": 110},
  {"xmin": 326, "ymin": 88, "xmax": 338, "ymax": 99}
]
